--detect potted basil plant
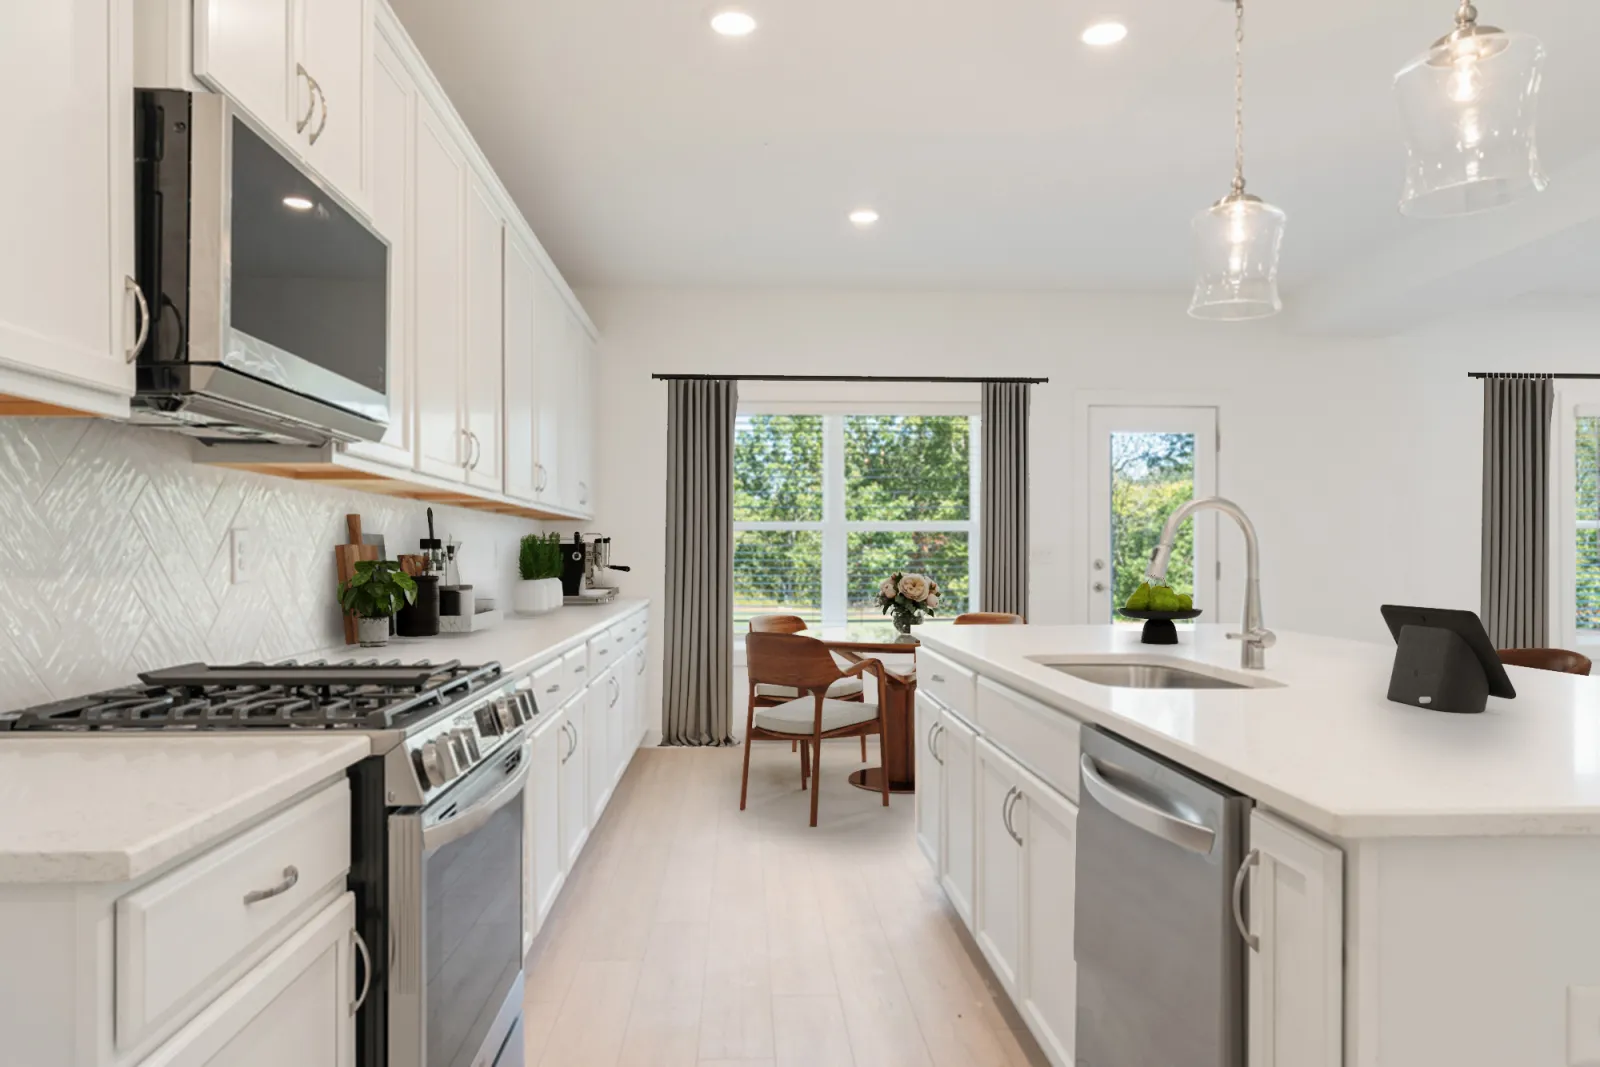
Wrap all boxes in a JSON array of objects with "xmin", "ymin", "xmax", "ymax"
[
  {"xmin": 514, "ymin": 533, "xmax": 565, "ymax": 615},
  {"xmin": 338, "ymin": 560, "xmax": 418, "ymax": 647}
]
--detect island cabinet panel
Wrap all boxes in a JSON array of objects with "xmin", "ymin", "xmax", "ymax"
[
  {"xmin": 975, "ymin": 677, "xmax": 1080, "ymax": 804},
  {"xmin": 939, "ymin": 707, "xmax": 978, "ymax": 929},
  {"xmin": 975, "ymin": 737, "xmax": 1025, "ymax": 996},
  {"xmin": 914, "ymin": 691, "xmax": 944, "ymax": 865},
  {"xmin": 1247, "ymin": 811, "xmax": 1343, "ymax": 1067},
  {"xmin": 920, "ymin": 648, "xmax": 975, "ymax": 719},
  {"xmin": 1017, "ymin": 768, "xmax": 1078, "ymax": 1067}
]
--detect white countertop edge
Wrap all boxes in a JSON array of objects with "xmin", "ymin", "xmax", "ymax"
[{"xmin": 919, "ymin": 633, "xmax": 1600, "ymax": 841}]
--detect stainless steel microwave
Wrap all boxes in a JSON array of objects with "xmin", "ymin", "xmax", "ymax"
[{"xmin": 132, "ymin": 89, "xmax": 389, "ymax": 445}]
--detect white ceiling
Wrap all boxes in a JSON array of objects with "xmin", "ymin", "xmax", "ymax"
[{"xmin": 388, "ymin": 0, "xmax": 1600, "ymax": 308}]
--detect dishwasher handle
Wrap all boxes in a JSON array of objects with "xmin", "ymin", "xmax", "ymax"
[{"xmin": 1079, "ymin": 753, "xmax": 1217, "ymax": 856}]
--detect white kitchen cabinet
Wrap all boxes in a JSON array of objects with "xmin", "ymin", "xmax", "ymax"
[
  {"xmin": 914, "ymin": 691, "xmax": 943, "ymax": 866},
  {"xmin": 631, "ymin": 637, "xmax": 651, "ymax": 749},
  {"xmin": 529, "ymin": 273, "xmax": 568, "ymax": 505},
  {"xmin": 558, "ymin": 694, "xmax": 589, "ymax": 868},
  {"xmin": 502, "ymin": 231, "xmax": 541, "ymax": 503},
  {"xmin": 562, "ymin": 316, "xmax": 596, "ymax": 515},
  {"xmin": 193, "ymin": 0, "xmax": 293, "ymax": 143},
  {"xmin": 612, "ymin": 658, "xmax": 634, "ymax": 787},
  {"xmin": 525, "ymin": 710, "xmax": 564, "ymax": 955},
  {"xmin": 940, "ymin": 708, "xmax": 977, "ymax": 929},
  {"xmin": 1017, "ymin": 771, "xmax": 1078, "ymax": 1067},
  {"xmin": 462, "ymin": 174, "xmax": 504, "ymax": 492},
  {"xmin": 410, "ymin": 94, "xmax": 467, "ymax": 481},
  {"xmin": 1247, "ymin": 811, "xmax": 1344, "ymax": 1067},
  {"xmin": 341, "ymin": 26, "xmax": 411, "ymax": 469},
  {"xmin": 975, "ymin": 736, "xmax": 1024, "ymax": 995},
  {"xmin": 140, "ymin": 891, "xmax": 357, "ymax": 1067},
  {"xmin": 0, "ymin": 0, "xmax": 138, "ymax": 414},
  {"xmin": 586, "ymin": 668, "xmax": 615, "ymax": 823}
]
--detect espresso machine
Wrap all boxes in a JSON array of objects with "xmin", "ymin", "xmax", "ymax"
[{"xmin": 560, "ymin": 532, "xmax": 631, "ymax": 604}]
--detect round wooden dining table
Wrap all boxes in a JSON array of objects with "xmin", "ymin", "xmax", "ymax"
[{"xmin": 796, "ymin": 622, "xmax": 928, "ymax": 794}]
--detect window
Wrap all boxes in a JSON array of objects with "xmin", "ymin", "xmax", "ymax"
[
  {"xmin": 734, "ymin": 413, "xmax": 978, "ymax": 630},
  {"xmin": 1577, "ymin": 415, "xmax": 1599, "ymax": 635}
]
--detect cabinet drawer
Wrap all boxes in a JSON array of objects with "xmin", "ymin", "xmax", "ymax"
[
  {"xmin": 588, "ymin": 627, "xmax": 620, "ymax": 674},
  {"xmin": 921, "ymin": 648, "xmax": 976, "ymax": 719},
  {"xmin": 976, "ymin": 677, "xmax": 1081, "ymax": 804},
  {"xmin": 116, "ymin": 780, "xmax": 351, "ymax": 1048},
  {"xmin": 531, "ymin": 656, "xmax": 566, "ymax": 711},
  {"xmin": 564, "ymin": 646, "xmax": 591, "ymax": 694},
  {"xmin": 623, "ymin": 609, "xmax": 648, "ymax": 648}
]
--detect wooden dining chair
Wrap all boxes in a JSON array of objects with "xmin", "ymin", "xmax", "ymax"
[
  {"xmin": 1498, "ymin": 647, "xmax": 1593, "ymax": 676},
  {"xmin": 954, "ymin": 612, "xmax": 1025, "ymax": 625},
  {"xmin": 743, "ymin": 632, "xmax": 890, "ymax": 827},
  {"xmin": 749, "ymin": 614, "xmax": 869, "ymax": 762}
]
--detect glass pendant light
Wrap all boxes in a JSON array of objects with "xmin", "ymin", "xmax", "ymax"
[
  {"xmin": 1395, "ymin": 3, "xmax": 1547, "ymax": 217},
  {"xmin": 1189, "ymin": 0, "xmax": 1285, "ymax": 322}
]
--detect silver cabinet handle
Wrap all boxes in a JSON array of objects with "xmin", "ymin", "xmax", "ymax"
[
  {"xmin": 310, "ymin": 78, "xmax": 329, "ymax": 144},
  {"xmin": 243, "ymin": 865, "xmax": 299, "ymax": 905},
  {"xmin": 935, "ymin": 723, "xmax": 945, "ymax": 764},
  {"xmin": 926, "ymin": 722, "xmax": 939, "ymax": 763},
  {"xmin": 999, "ymin": 787, "xmax": 1021, "ymax": 844},
  {"xmin": 635, "ymin": 651, "xmax": 646, "ymax": 676},
  {"xmin": 1005, "ymin": 787, "xmax": 1023, "ymax": 845},
  {"xmin": 295, "ymin": 63, "xmax": 317, "ymax": 133},
  {"xmin": 546, "ymin": 683, "xmax": 561, "ymax": 694},
  {"xmin": 1079, "ymin": 753, "xmax": 1217, "ymax": 855},
  {"xmin": 560, "ymin": 722, "xmax": 573, "ymax": 762},
  {"xmin": 467, "ymin": 430, "xmax": 482, "ymax": 470},
  {"xmin": 930, "ymin": 673, "xmax": 945, "ymax": 684},
  {"xmin": 125, "ymin": 276, "xmax": 149, "ymax": 362},
  {"xmin": 535, "ymin": 463, "xmax": 546, "ymax": 492},
  {"xmin": 350, "ymin": 929, "xmax": 372, "ymax": 1015},
  {"xmin": 578, "ymin": 481, "xmax": 588, "ymax": 505},
  {"xmin": 1233, "ymin": 848, "xmax": 1260, "ymax": 952},
  {"xmin": 608, "ymin": 676, "xmax": 620, "ymax": 708}
]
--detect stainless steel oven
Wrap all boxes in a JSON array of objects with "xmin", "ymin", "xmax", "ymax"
[{"xmin": 388, "ymin": 740, "xmax": 529, "ymax": 1067}]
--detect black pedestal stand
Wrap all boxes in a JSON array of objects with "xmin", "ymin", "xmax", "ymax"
[
  {"xmin": 1119, "ymin": 609, "xmax": 1203, "ymax": 644},
  {"xmin": 1387, "ymin": 625, "xmax": 1490, "ymax": 714}
]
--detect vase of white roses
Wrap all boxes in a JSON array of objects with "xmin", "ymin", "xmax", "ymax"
[{"xmin": 877, "ymin": 571, "xmax": 941, "ymax": 634}]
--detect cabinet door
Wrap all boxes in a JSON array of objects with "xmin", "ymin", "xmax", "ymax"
[
  {"xmin": 531, "ymin": 272, "xmax": 565, "ymax": 506},
  {"xmin": 501, "ymin": 232, "xmax": 540, "ymax": 503},
  {"xmin": 462, "ymin": 174, "xmax": 504, "ymax": 492},
  {"xmin": 975, "ymin": 737, "xmax": 1023, "ymax": 995},
  {"xmin": 342, "ymin": 29, "xmax": 411, "ymax": 468},
  {"xmin": 0, "ymin": 0, "xmax": 137, "ymax": 405},
  {"xmin": 940, "ymin": 711, "xmax": 977, "ymax": 929},
  {"xmin": 141, "ymin": 893, "xmax": 356, "ymax": 1067},
  {"xmin": 558, "ymin": 697, "xmax": 588, "ymax": 868},
  {"xmin": 297, "ymin": 0, "xmax": 368, "ymax": 209},
  {"xmin": 194, "ymin": 0, "xmax": 294, "ymax": 142},
  {"xmin": 561, "ymin": 316, "xmax": 596, "ymax": 514},
  {"xmin": 612, "ymin": 663, "xmax": 633, "ymax": 786},
  {"xmin": 632, "ymin": 639, "xmax": 650, "ymax": 747},
  {"xmin": 1248, "ymin": 812, "xmax": 1344, "ymax": 1067},
  {"xmin": 411, "ymin": 97, "xmax": 466, "ymax": 481},
  {"xmin": 1018, "ymin": 776, "xmax": 1078, "ymax": 1067},
  {"xmin": 526, "ymin": 716, "xmax": 563, "ymax": 949},
  {"xmin": 914, "ymin": 692, "xmax": 943, "ymax": 867},
  {"xmin": 585, "ymin": 672, "xmax": 613, "ymax": 823}
]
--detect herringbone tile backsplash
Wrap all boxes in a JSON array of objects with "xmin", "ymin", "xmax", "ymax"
[{"xmin": 0, "ymin": 419, "xmax": 548, "ymax": 712}]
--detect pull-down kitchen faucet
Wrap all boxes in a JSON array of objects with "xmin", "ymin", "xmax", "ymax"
[{"xmin": 1145, "ymin": 496, "xmax": 1275, "ymax": 670}]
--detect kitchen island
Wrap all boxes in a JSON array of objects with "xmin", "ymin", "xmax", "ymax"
[{"xmin": 915, "ymin": 623, "xmax": 1600, "ymax": 1067}]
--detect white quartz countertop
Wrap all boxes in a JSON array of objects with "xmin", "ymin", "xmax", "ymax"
[
  {"xmin": 0, "ymin": 735, "xmax": 370, "ymax": 884},
  {"xmin": 919, "ymin": 624, "xmax": 1600, "ymax": 839}
]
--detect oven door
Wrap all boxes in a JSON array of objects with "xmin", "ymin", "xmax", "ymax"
[{"xmin": 389, "ymin": 742, "xmax": 528, "ymax": 1067}]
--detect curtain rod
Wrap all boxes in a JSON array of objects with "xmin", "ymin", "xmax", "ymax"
[
  {"xmin": 651, "ymin": 373, "xmax": 1048, "ymax": 384},
  {"xmin": 1468, "ymin": 373, "xmax": 1600, "ymax": 379}
]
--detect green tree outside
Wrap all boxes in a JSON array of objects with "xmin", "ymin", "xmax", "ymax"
[{"xmin": 1110, "ymin": 433, "xmax": 1197, "ymax": 611}]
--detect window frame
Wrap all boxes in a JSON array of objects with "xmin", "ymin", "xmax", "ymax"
[
  {"xmin": 734, "ymin": 404, "xmax": 982, "ymax": 635},
  {"xmin": 1549, "ymin": 384, "xmax": 1600, "ymax": 650}
]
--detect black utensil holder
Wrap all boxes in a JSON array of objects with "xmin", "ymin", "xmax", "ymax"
[{"xmin": 397, "ymin": 575, "xmax": 441, "ymax": 637}]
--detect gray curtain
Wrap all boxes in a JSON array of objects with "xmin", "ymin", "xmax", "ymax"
[
  {"xmin": 662, "ymin": 379, "xmax": 738, "ymax": 746},
  {"xmin": 1481, "ymin": 375, "xmax": 1554, "ymax": 648},
  {"xmin": 981, "ymin": 382, "xmax": 1031, "ymax": 619}
]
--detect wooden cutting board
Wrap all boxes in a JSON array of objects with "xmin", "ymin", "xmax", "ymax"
[{"xmin": 335, "ymin": 514, "xmax": 380, "ymax": 644}]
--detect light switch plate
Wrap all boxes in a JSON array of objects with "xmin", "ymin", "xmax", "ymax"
[
  {"xmin": 1569, "ymin": 986, "xmax": 1600, "ymax": 1065},
  {"xmin": 230, "ymin": 528, "xmax": 254, "ymax": 585}
]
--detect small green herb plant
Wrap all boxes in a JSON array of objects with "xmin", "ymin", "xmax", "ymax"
[
  {"xmin": 519, "ymin": 532, "xmax": 564, "ymax": 581},
  {"xmin": 338, "ymin": 559, "xmax": 418, "ymax": 619}
]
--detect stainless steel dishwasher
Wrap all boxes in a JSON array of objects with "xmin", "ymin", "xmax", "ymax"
[{"xmin": 1075, "ymin": 726, "xmax": 1252, "ymax": 1067}]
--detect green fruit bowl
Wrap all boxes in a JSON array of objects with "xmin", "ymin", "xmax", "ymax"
[{"xmin": 1118, "ymin": 608, "xmax": 1202, "ymax": 645}]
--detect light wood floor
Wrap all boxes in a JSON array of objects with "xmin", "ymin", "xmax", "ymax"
[{"xmin": 523, "ymin": 738, "xmax": 1051, "ymax": 1067}]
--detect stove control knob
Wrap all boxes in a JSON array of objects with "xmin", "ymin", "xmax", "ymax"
[
  {"xmin": 419, "ymin": 740, "xmax": 455, "ymax": 787},
  {"xmin": 454, "ymin": 728, "xmax": 481, "ymax": 764},
  {"xmin": 495, "ymin": 697, "xmax": 518, "ymax": 732},
  {"xmin": 511, "ymin": 692, "xmax": 532, "ymax": 724},
  {"xmin": 476, "ymin": 704, "xmax": 503, "ymax": 736},
  {"xmin": 446, "ymin": 731, "xmax": 473, "ymax": 770}
]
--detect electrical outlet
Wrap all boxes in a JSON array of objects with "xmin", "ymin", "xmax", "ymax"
[
  {"xmin": 1569, "ymin": 986, "xmax": 1600, "ymax": 1065},
  {"xmin": 230, "ymin": 528, "xmax": 254, "ymax": 585}
]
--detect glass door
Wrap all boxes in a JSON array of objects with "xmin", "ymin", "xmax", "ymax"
[{"xmin": 1086, "ymin": 406, "xmax": 1219, "ymax": 622}]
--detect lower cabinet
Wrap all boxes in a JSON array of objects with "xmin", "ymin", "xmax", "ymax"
[
  {"xmin": 524, "ymin": 709, "xmax": 564, "ymax": 955},
  {"xmin": 1246, "ymin": 811, "xmax": 1344, "ymax": 1067},
  {"xmin": 940, "ymin": 710, "xmax": 977, "ymax": 930},
  {"xmin": 975, "ymin": 737, "xmax": 1025, "ymax": 995},
  {"xmin": 585, "ymin": 668, "xmax": 614, "ymax": 823},
  {"xmin": 913, "ymin": 692, "xmax": 942, "ymax": 865},
  {"xmin": 141, "ymin": 892, "xmax": 357, "ymax": 1067},
  {"xmin": 558, "ymin": 692, "xmax": 589, "ymax": 868},
  {"xmin": 1017, "ymin": 769, "xmax": 1078, "ymax": 1067}
]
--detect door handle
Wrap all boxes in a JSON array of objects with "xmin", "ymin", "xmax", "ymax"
[
  {"xmin": 926, "ymin": 722, "xmax": 940, "ymax": 764},
  {"xmin": 350, "ymin": 929, "xmax": 372, "ymax": 1015},
  {"xmin": 1233, "ymin": 848, "xmax": 1260, "ymax": 952},
  {"xmin": 243, "ymin": 865, "xmax": 299, "ymax": 905},
  {"xmin": 1079, "ymin": 754, "xmax": 1216, "ymax": 855},
  {"xmin": 1005, "ymin": 787, "xmax": 1023, "ymax": 845},
  {"xmin": 1092, "ymin": 581, "xmax": 1106, "ymax": 593},
  {"xmin": 295, "ymin": 63, "xmax": 317, "ymax": 133},
  {"xmin": 125, "ymin": 276, "xmax": 149, "ymax": 362},
  {"xmin": 310, "ymin": 78, "xmax": 329, "ymax": 144}
]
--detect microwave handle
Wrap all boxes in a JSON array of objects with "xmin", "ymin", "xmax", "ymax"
[{"xmin": 421, "ymin": 759, "xmax": 530, "ymax": 852}]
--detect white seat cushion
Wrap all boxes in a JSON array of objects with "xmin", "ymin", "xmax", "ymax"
[
  {"xmin": 753, "ymin": 697, "xmax": 879, "ymax": 735},
  {"xmin": 755, "ymin": 676, "xmax": 865, "ymax": 700}
]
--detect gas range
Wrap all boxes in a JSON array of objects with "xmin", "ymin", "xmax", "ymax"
[{"xmin": 1, "ymin": 658, "xmax": 540, "ymax": 808}]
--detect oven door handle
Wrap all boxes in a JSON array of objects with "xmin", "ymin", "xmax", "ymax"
[{"xmin": 421, "ymin": 760, "xmax": 531, "ymax": 853}]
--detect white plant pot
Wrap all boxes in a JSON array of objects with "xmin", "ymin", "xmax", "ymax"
[
  {"xmin": 357, "ymin": 617, "xmax": 390, "ymax": 647},
  {"xmin": 514, "ymin": 578, "xmax": 564, "ymax": 615}
]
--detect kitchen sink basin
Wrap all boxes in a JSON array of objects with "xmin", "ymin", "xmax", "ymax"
[{"xmin": 1032, "ymin": 659, "xmax": 1267, "ymax": 690}]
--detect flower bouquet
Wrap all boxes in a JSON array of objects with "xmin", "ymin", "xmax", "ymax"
[{"xmin": 877, "ymin": 571, "xmax": 941, "ymax": 634}]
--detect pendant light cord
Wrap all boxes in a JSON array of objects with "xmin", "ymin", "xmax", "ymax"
[{"xmin": 1232, "ymin": 0, "xmax": 1247, "ymax": 196}]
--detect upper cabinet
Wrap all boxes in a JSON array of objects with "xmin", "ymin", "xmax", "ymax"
[
  {"xmin": 410, "ymin": 94, "xmax": 468, "ymax": 481},
  {"xmin": 0, "ymin": 0, "xmax": 139, "ymax": 415},
  {"xmin": 462, "ymin": 175, "xmax": 505, "ymax": 493},
  {"xmin": 194, "ymin": 0, "xmax": 370, "ymax": 212}
]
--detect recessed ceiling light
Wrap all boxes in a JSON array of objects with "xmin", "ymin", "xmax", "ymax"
[
  {"xmin": 849, "ymin": 208, "xmax": 880, "ymax": 227},
  {"xmin": 1081, "ymin": 21, "xmax": 1128, "ymax": 46},
  {"xmin": 283, "ymin": 196, "xmax": 314, "ymax": 211},
  {"xmin": 710, "ymin": 10, "xmax": 756, "ymax": 36}
]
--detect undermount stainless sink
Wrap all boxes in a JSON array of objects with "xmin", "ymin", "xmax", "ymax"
[{"xmin": 1038, "ymin": 661, "xmax": 1255, "ymax": 690}]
